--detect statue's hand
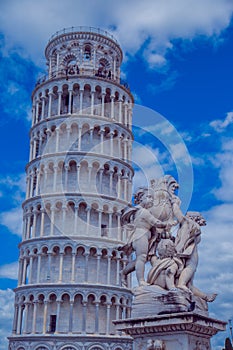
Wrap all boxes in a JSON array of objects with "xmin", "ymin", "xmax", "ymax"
[{"xmin": 155, "ymin": 220, "xmax": 166, "ymax": 228}]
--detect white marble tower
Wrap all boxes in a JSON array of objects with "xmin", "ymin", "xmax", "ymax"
[{"xmin": 8, "ymin": 26, "xmax": 134, "ymax": 350}]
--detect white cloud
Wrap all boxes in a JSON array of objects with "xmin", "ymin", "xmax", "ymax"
[
  {"xmin": 132, "ymin": 143, "xmax": 165, "ymax": 190},
  {"xmin": 0, "ymin": 173, "xmax": 25, "ymax": 236},
  {"xmin": 0, "ymin": 206, "xmax": 23, "ymax": 236},
  {"xmin": 210, "ymin": 111, "xmax": 233, "ymax": 132},
  {"xmin": 170, "ymin": 142, "xmax": 190, "ymax": 163},
  {"xmin": 0, "ymin": 0, "xmax": 232, "ymax": 68},
  {"xmin": 0, "ymin": 261, "xmax": 18, "ymax": 280},
  {"xmin": 0, "ymin": 289, "xmax": 14, "ymax": 350},
  {"xmin": 211, "ymin": 139, "xmax": 233, "ymax": 201}
]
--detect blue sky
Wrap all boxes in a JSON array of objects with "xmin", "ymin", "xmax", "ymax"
[{"xmin": 0, "ymin": 0, "xmax": 233, "ymax": 348}]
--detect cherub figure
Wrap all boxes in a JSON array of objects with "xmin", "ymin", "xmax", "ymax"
[
  {"xmin": 175, "ymin": 211, "xmax": 217, "ymax": 302},
  {"xmin": 120, "ymin": 188, "xmax": 165, "ymax": 286},
  {"xmin": 147, "ymin": 238, "xmax": 183, "ymax": 290}
]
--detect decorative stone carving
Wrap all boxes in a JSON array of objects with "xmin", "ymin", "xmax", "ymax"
[
  {"xmin": 147, "ymin": 339, "xmax": 166, "ymax": 350},
  {"xmin": 120, "ymin": 175, "xmax": 217, "ymax": 317}
]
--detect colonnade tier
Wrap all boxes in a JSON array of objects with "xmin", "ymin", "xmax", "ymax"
[
  {"xmin": 12, "ymin": 286, "xmax": 131, "ymax": 337},
  {"xmin": 22, "ymin": 195, "xmax": 131, "ymax": 241},
  {"xmin": 25, "ymin": 158, "xmax": 133, "ymax": 203},
  {"xmin": 29, "ymin": 117, "xmax": 133, "ymax": 163},
  {"xmin": 17, "ymin": 242, "xmax": 131, "ymax": 288},
  {"xmin": 31, "ymin": 78, "xmax": 133, "ymax": 128}
]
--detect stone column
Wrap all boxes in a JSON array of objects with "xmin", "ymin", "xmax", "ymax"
[
  {"xmin": 55, "ymin": 300, "xmax": 61, "ymax": 333},
  {"xmin": 22, "ymin": 258, "xmax": 27, "ymax": 285},
  {"xmin": 58, "ymin": 91, "xmax": 62, "ymax": 116},
  {"xmin": 91, "ymin": 90, "xmax": 95, "ymax": 115},
  {"xmin": 37, "ymin": 253, "xmax": 41, "ymax": 283},
  {"xmin": 98, "ymin": 210, "xmax": 102, "ymax": 237},
  {"xmin": 35, "ymin": 170, "xmax": 40, "ymax": 196},
  {"xmin": 53, "ymin": 166, "xmax": 58, "ymax": 192},
  {"xmin": 109, "ymin": 132, "xmax": 114, "ymax": 157},
  {"xmin": 69, "ymin": 301, "xmax": 74, "ymax": 332},
  {"xmin": 41, "ymin": 96, "xmax": 45, "ymax": 119},
  {"xmin": 32, "ymin": 210, "xmax": 37, "ymax": 238},
  {"xmin": 32, "ymin": 301, "xmax": 37, "ymax": 333},
  {"xmin": 95, "ymin": 302, "xmax": 99, "ymax": 333},
  {"xmin": 107, "ymin": 254, "xmax": 111, "ymax": 285},
  {"xmin": 100, "ymin": 128, "xmax": 104, "ymax": 154},
  {"xmin": 48, "ymin": 92, "xmax": 52, "ymax": 118},
  {"xmin": 110, "ymin": 95, "xmax": 115, "ymax": 119},
  {"xmin": 35, "ymin": 100, "xmax": 39, "ymax": 123},
  {"xmin": 74, "ymin": 205, "xmax": 78, "ymax": 235},
  {"xmin": 55, "ymin": 128, "xmax": 60, "ymax": 152},
  {"xmin": 118, "ymin": 98, "xmax": 123, "ymax": 123},
  {"xmin": 43, "ymin": 301, "xmax": 48, "ymax": 333},
  {"xmin": 78, "ymin": 127, "xmax": 82, "ymax": 150},
  {"xmin": 23, "ymin": 302, "xmax": 29, "ymax": 334},
  {"xmin": 28, "ymin": 255, "xmax": 33, "ymax": 284},
  {"xmin": 58, "ymin": 253, "xmax": 64, "ymax": 282},
  {"xmin": 86, "ymin": 206, "xmax": 91, "ymax": 236},
  {"xmin": 101, "ymin": 93, "xmax": 106, "ymax": 117},
  {"xmin": 16, "ymin": 304, "xmax": 23, "ymax": 334},
  {"xmin": 79, "ymin": 89, "xmax": 83, "ymax": 114},
  {"xmin": 68, "ymin": 89, "xmax": 73, "ymax": 114},
  {"xmin": 84, "ymin": 253, "xmax": 89, "ymax": 282},
  {"xmin": 50, "ymin": 206, "xmax": 55, "ymax": 236},
  {"xmin": 82, "ymin": 301, "xmax": 87, "ymax": 333},
  {"xmin": 106, "ymin": 303, "xmax": 111, "ymax": 334},
  {"xmin": 12, "ymin": 304, "xmax": 19, "ymax": 334},
  {"xmin": 40, "ymin": 210, "xmax": 45, "ymax": 237},
  {"xmin": 71, "ymin": 252, "xmax": 76, "ymax": 282},
  {"xmin": 96, "ymin": 253, "xmax": 101, "ymax": 283}
]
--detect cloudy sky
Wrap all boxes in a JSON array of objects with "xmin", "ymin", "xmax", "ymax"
[{"xmin": 0, "ymin": 0, "xmax": 233, "ymax": 348}]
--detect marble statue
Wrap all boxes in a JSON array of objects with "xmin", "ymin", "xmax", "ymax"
[
  {"xmin": 120, "ymin": 175, "xmax": 217, "ymax": 316},
  {"xmin": 120, "ymin": 188, "xmax": 166, "ymax": 286},
  {"xmin": 147, "ymin": 339, "xmax": 165, "ymax": 350}
]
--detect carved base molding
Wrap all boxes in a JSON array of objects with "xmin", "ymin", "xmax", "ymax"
[
  {"xmin": 114, "ymin": 312, "xmax": 226, "ymax": 350},
  {"xmin": 8, "ymin": 334, "xmax": 133, "ymax": 350}
]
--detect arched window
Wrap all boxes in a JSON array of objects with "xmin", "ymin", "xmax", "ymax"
[{"xmin": 84, "ymin": 45, "xmax": 91, "ymax": 61}]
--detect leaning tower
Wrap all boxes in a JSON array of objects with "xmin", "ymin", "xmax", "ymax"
[{"xmin": 8, "ymin": 27, "xmax": 134, "ymax": 350}]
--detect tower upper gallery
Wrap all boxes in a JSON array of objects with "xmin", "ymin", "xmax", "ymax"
[{"xmin": 44, "ymin": 26, "xmax": 123, "ymax": 82}]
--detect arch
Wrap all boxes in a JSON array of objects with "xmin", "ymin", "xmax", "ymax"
[
  {"xmin": 59, "ymin": 293, "xmax": 70, "ymax": 332},
  {"xmin": 83, "ymin": 43, "xmax": 92, "ymax": 61},
  {"xmin": 86, "ymin": 293, "xmax": 96, "ymax": 334},
  {"xmin": 88, "ymin": 346, "xmax": 105, "ymax": 350},
  {"xmin": 63, "ymin": 246, "xmax": 73, "ymax": 282}
]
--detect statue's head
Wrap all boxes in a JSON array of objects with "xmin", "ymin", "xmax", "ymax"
[
  {"xmin": 164, "ymin": 175, "xmax": 179, "ymax": 194},
  {"xmin": 186, "ymin": 211, "xmax": 206, "ymax": 226},
  {"xmin": 157, "ymin": 239, "xmax": 176, "ymax": 259},
  {"xmin": 134, "ymin": 188, "xmax": 154, "ymax": 208}
]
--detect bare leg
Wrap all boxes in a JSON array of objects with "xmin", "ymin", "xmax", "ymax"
[
  {"xmin": 191, "ymin": 285, "xmax": 217, "ymax": 302},
  {"xmin": 120, "ymin": 260, "xmax": 136, "ymax": 286},
  {"xmin": 177, "ymin": 265, "xmax": 194, "ymax": 292},
  {"xmin": 133, "ymin": 234, "xmax": 149, "ymax": 286},
  {"xmin": 165, "ymin": 263, "xmax": 178, "ymax": 290}
]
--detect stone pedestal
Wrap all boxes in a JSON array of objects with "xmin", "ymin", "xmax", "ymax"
[{"xmin": 115, "ymin": 312, "xmax": 226, "ymax": 350}]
